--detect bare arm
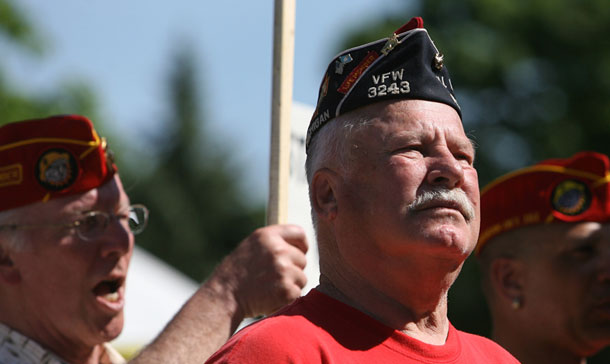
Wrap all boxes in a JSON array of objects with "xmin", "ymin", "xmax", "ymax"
[{"xmin": 129, "ymin": 224, "xmax": 308, "ymax": 364}]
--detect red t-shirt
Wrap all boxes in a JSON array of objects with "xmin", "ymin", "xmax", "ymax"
[{"xmin": 206, "ymin": 289, "xmax": 519, "ymax": 363}]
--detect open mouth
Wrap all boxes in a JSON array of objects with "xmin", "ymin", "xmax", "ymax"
[{"xmin": 93, "ymin": 278, "xmax": 123, "ymax": 303}]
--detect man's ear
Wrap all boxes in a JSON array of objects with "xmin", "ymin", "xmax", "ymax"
[
  {"xmin": 0, "ymin": 244, "xmax": 21, "ymax": 284},
  {"xmin": 311, "ymin": 168, "xmax": 339, "ymax": 222},
  {"xmin": 490, "ymin": 257, "xmax": 525, "ymax": 306}
]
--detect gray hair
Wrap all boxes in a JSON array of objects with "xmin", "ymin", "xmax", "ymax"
[
  {"xmin": 0, "ymin": 208, "xmax": 26, "ymax": 252},
  {"xmin": 305, "ymin": 113, "xmax": 373, "ymax": 182},
  {"xmin": 305, "ymin": 112, "xmax": 374, "ymax": 227}
]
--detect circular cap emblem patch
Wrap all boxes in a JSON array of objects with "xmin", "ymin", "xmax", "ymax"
[
  {"xmin": 551, "ymin": 179, "xmax": 591, "ymax": 216},
  {"xmin": 35, "ymin": 148, "xmax": 78, "ymax": 191}
]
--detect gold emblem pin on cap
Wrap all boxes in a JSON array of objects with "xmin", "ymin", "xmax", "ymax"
[
  {"xmin": 381, "ymin": 33, "xmax": 400, "ymax": 56},
  {"xmin": 434, "ymin": 52, "xmax": 444, "ymax": 70}
]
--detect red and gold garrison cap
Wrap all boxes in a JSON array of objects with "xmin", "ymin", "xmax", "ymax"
[
  {"xmin": 0, "ymin": 115, "xmax": 116, "ymax": 212},
  {"xmin": 476, "ymin": 151, "xmax": 610, "ymax": 255}
]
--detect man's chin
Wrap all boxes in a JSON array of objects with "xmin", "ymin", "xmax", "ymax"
[
  {"xmin": 419, "ymin": 228, "xmax": 476, "ymax": 257},
  {"xmin": 95, "ymin": 312, "xmax": 125, "ymax": 342}
]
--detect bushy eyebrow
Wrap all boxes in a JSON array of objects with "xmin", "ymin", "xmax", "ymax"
[
  {"xmin": 384, "ymin": 131, "xmax": 418, "ymax": 144},
  {"xmin": 466, "ymin": 134, "xmax": 478, "ymax": 162},
  {"xmin": 381, "ymin": 121, "xmax": 477, "ymax": 159}
]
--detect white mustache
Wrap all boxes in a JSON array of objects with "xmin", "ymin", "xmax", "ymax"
[{"xmin": 407, "ymin": 188, "xmax": 476, "ymax": 221}]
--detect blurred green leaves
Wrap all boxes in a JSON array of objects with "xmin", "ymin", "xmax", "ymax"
[
  {"xmin": 0, "ymin": 0, "xmax": 97, "ymax": 124},
  {"xmin": 0, "ymin": 0, "xmax": 43, "ymax": 54}
]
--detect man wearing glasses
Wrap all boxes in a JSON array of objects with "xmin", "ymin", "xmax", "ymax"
[{"xmin": 0, "ymin": 115, "xmax": 308, "ymax": 364}]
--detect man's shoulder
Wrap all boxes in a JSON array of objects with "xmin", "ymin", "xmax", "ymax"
[
  {"xmin": 205, "ymin": 308, "xmax": 320, "ymax": 363},
  {"xmin": 239, "ymin": 304, "xmax": 320, "ymax": 340},
  {"xmin": 233, "ymin": 288, "xmax": 336, "ymax": 337},
  {"xmin": 205, "ymin": 291, "xmax": 334, "ymax": 363}
]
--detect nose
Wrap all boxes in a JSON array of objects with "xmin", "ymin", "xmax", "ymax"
[
  {"xmin": 596, "ymin": 263, "xmax": 610, "ymax": 285},
  {"xmin": 426, "ymin": 149, "xmax": 465, "ymax": 189},
  {"xmin": 99, "ymin": 217, "xmax": 133, "ymax": 258}
]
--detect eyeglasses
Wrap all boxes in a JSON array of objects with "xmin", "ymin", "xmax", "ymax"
[{"xmin": 0, "ymin": 204, "xmax": 149, "ymax": 241}]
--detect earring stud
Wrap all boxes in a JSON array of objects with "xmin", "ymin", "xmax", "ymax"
[{"xmin": 511, "ymin": 297, "xmax": 522, "ymax": 310}]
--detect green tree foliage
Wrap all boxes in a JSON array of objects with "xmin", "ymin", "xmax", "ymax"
[
  {"xmin": 0, "ymin": 0, "xmax": 98, "ymax": 125},
  {"xmin": 121, "ymin": 47, "xmax": 265, "ymax": 281},
  {"xmin": 338, "ymin": 1, "xmax": 610, "ymax": 361},
  {"xmin": 0, "ymin": 0, "xmax": 41, "ymax": 53}
]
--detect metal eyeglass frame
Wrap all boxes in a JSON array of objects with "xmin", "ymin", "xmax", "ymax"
[{"xmin": 0, "ymin": 204, "xmax": 149, "ymax": 241}]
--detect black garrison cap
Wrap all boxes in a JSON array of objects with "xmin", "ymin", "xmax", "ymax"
[{"xmin": 306, "ymin": 17, "xmax": 461, "ymax": 152}]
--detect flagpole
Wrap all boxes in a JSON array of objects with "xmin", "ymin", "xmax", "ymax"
[{"xmin": 267, "ymin": 0, "xmax": 296, "ymax": 225}]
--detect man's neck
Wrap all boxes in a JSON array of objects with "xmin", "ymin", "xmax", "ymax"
[
  {"xmin": 57, "ymin": 345, "xmax": 106, "ymax": 364},
  {"xmin": 317, "ymin": 274, "xmax": 451, "ymax": 345}
]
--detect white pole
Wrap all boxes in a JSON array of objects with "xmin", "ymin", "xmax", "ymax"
[{"xmin": 267, "ymin": 0, "xmax": 296, "ymax": 225}]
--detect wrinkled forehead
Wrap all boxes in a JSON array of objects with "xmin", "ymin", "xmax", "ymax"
[
  {"xmin": 18, "ymin": 175, "xmax": 127, "ymax": 220},
  {"xmin": 65, "ymin": 174, "xmax": 128, "ymax": 213},
  {"xmin": 560, "ymin": 221, "xmax": 610, "ymax": 242},
  {"xmin": 346, "ymin": 99, "xmax": 469, "ymax": 145},
  {"xmin": 518, "ymin": 221, "xmax": 610, "ymax": 254}
]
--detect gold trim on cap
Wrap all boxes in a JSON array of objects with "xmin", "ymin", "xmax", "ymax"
[
  {"xmin": 0, "ymin": 164, "xmax": 22, "ymax": 188},
  {"xmin": 79, "ymin": 129, "xmax": 102, "ymax": 160},
  {"xmin": 592, "ymin": 173, "xmax": 610, "ymax": 188},
  {"xmin": 0, "ymin": 137, "xmax": 98, "ymax": 153},
  {"xmin": 481, "ymin": 165, "xmax": 606, "ymax": 195}
]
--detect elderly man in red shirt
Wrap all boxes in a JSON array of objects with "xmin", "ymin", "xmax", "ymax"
[{"xmin": 207, "ymin": 17, "xmax": 518, "ymax": 364}]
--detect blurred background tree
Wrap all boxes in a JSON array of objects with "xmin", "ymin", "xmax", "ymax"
[
  {"xmin": 119, "ymin": 47, "xmax": 265, "ymax": 280},
  {"xmin": 337, "ymin": 1, "xmax": 610, "ymax": 362},
  {"xmin": 0, "ymin": 0, "xmax": 99, "ymax": 125}
]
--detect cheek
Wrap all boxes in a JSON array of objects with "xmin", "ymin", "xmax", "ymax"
[
  {"xmin": 22, "ymin": 256, "xmax": 77, "ymax": 287},
  {"xmin": 527, "ymin": 269, "xmax": 583, "ymax": 313},
  {"xmin": 19, "ymin": 247, "xmax": 90, "ymax": 295},
  {"xmin": 17, "ymin": 264, "xmax": 77, "ymax": 316},
  {"xmin": 463, "ymin": 169, "xmax": 481, "ymax": 226},
  {"xmin": 385, "ymin": 160, "xmax": 426, "ymax": 198},
  {"xmin": 463, "ymin": 168, "xmax": 480, "ymax": 205}
]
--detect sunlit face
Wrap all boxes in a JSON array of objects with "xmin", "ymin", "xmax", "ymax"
[
  {"xmin": 9, "ymin": 174, "xmax": 134, "ymax": 352},
  {"xmin": 521, "ymin": 222, "xmax": 610, "ymax": 356},
  {"xmin": 332, "ymin": 99, "xmax": 480, "ymax": 279}
]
